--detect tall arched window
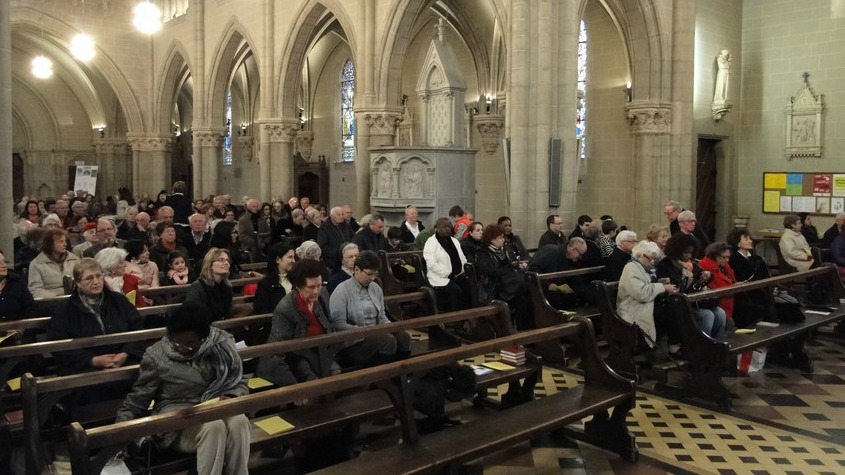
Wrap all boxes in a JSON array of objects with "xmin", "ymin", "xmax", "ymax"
[
  {"xmin": 224, "ymin": 90, "xmax": 233, "ymax": 166},
  {"xmin": 576, "ymin": 20, "xmax": 587, "ymax": 161},
  {"xmin": 341, "ymin": 59, "xmax": 355, "ymax": 162}
]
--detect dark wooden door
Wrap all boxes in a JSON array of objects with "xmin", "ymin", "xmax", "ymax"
[{"xmin": 696, "ymin": 138, "xmax": 719, "ymax": 242}]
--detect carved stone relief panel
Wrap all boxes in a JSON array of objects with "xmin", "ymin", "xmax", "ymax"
[
  {"xmin": 785, "ymin": 78, "xmax": 824, "ymax": 160},
  {"xmin": 398, "ymin": 157, "xmax": 430, "ymax": 199}
]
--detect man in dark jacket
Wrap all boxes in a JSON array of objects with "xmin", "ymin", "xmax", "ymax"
[
  {"xmin": 353, "ymin": 214, "xmax": 388, "ymax": 252},
  {"xmin": 163, "ymin": 180, "xmax": 192, "ymax": 225},
  {"xmin": 538, "ymin": 215, "xmax": 566, "ymax": 248},
  {"xmin": 318, "ymin": 206, "xmax": 354, "ymax": 271},
  {"xmin": 604, "ymin": 230, "xmax": 637, "ymax": 282},
  {"xmin": 528, "ymin": 238, "xmax": 592, "ymax": 307},
  {"xmin": 399, "ymin": 205, "xmax": 425, "ymax": 243},
  {"xmin": 181, "ymin": 213, "xmax": 212, "ymax": 264},
  {"xmin": 821, "ymin": 213, "xmax": 845, "ymax": 248}
]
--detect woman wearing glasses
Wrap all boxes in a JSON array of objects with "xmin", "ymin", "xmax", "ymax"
[
  {"xmin": 184, "ymin": 248, "xmax": 234, "ymax": 322},
  {"xmin": 48, "ymin": 258, "xmax": 144, "ymax": 376},
  {"xmin": 116, "ymin": 303, "xmax": 250, "ymax": 475}
]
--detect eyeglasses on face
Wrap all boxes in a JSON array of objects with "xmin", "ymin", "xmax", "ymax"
[
  {"xmin": 170, "ymin": 337, "xmax": 206, "ymax": 353},
  {"xmin": 215, "ymin": 257, "xmax": 231, "ymax": 264},
  {"xmin": 80, "ymin": 273, "xmax": 104, "ymax": 283}
]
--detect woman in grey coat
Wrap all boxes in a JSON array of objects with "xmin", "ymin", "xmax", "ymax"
[
  {"xmin": 616, "ymin": 240, "xmax": 678, "ymax": 347},
  {"xmin": 116, "ymin": 303, "xmax": 249, "ymax": 475}
]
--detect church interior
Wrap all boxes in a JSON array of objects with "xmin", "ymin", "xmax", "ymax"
[{"xmin": 3, "ymin": 0, "xmax": 845, "ymax": 473}]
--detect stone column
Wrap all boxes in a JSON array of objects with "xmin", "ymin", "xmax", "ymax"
[
  {"xmin": 94, "ymin": 138, "xmax": 131, "ymax": 195},
  {"xmin": 625, "ymin": 103, "xmax": 673, "ymax": 233},
  {"xmin": 127, "ymin": 134, "xmax": 172, "ymax": 196},
  {"xmin": 193, "ymin": 129, "xmax": 225, "ymax": 197},
  {"xmin": 357, "ymin": 110, "xmax": 401, "ymax": 214},
  {"xmin": 264, "ymin": 120, "xmax": 299, "ymax": 199},
  {"xmin": 0, "ymin": 0, "xmax": 13, "ymax": 257}
]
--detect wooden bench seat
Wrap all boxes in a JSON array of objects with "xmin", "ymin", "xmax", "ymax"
[
  {"xmin": 663, "ymin": 264, "xmax": 845, "ymax": 409},
  {"xmin": 591, "ymin": 280, "xmax": 640, "ymax": 380},
  {"xmin": 67, "ymin": 312, "xmax": 635, "ymax": 474},
  {"xmin": 23, "ymin": 303, "xmax": 533, "ymax": 474},
  {"xmin": 377, "ymin": 250, "xmax": 427, "ymax": 296},
  {"xmin": 311, "ymin": 384, "xmax": 633, "ymax": 475},
  {"xmin": 525, "ymin": 268, "xmax": 604, "ymax": 364}
]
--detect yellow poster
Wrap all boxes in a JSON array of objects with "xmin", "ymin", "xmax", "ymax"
[
  {"xmin": 763, "ymin": 190, "xmax": 780, "ymax": 213},
  {"xmin": 765, "ymin": 173, "xmax": 787, "ymax": 189},
  {"xmin": 833, "ymin": 174, "xmax": 845, "ymax": 197}
]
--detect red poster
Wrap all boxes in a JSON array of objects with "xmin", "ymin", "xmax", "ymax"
[{"xmin": 814, "ymin": 174, "xmax": 831, "ymax": 194}]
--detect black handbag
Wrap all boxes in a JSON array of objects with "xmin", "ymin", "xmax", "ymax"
[{"xmin": 774, "ymin": 290, "xmax": 805, "ymax": 323}]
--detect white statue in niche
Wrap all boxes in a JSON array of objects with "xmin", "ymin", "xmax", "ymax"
[
  {"xmin": 378, "ymin": 162, "xmax": 392, "ymax": 197},
  {"xmin": 714, "ymin": 50, "xmax": 732, "ymax": 102},
  {"xmin": 402, "ymin": 161, "xmax": 425, "ymax": 198}
]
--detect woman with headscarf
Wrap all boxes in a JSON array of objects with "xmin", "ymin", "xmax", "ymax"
[{"xmin": 116, "ymin": 303, "xmax": 250, "ymax": 475}]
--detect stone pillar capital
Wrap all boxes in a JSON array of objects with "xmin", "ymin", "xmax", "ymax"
[
  {"xmin": 126, "ymin": 134, "xmax": 173, "ymax": 152},
  {"xmin": 93, "ymin": 138, "xmax": 128, "ymax": 154},
  {"xmin": 262, "ymin": 120, "xmax": 300, "ymax": 143},
  {"xmin": 625, "ymin": 103, "xmax": 672, "ymax": 135},
  {"xmin": 192, "ymin": 129, "xmax": 227, "ymax": 147},
  {"xmin": 295, "ymin": 131, "xmax": 314, "ymax": 160},
  {"xmin": 359, "ymin": 109, "xmax": 403, "ymax": 136},
  {"xmin": 474, "ymin": 114, "xmax": 505, "ymax": 154}
]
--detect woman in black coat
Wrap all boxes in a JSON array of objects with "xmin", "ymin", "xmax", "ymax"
[
  {"xmin": 209, "ymin": 221, "xmax": 244, "ymax": 278},
  {"xmin": 476, "ymin": 225, "xmax": 530, "ymax": 330},
  {"xmin": 184, "ymin": 248, "xmax": 234, "ymax": 322},
  {"xmin": 253, "ymin": 243, "xmax": 296, "ymax": 314},
  {"xmin": 727, "ymin": 228, "xmax": 774, "ymax": 328},
  {"xmin": 0, "ymin": 249, "xmax": 35, "ymax": 324}
]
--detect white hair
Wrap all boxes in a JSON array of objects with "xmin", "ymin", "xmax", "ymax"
[
  {"xmin": 295, "ymin": 241, "xmax": 322, "ymax": 260},
  {"xmin": 632, "ymin": 240, "xmax": 664, "ymax": 261},
  {"xmin": 94, "ymin": 247, "xmax": 128, "ymax": 272},
  {"xmin": 615, "ymin": 230, "xmax": 638, "ymax": 246}
]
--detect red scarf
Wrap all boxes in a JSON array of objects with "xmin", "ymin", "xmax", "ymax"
[{"xmin": 295, "ymin": 292, "xmax": 325, "ymax": 337}]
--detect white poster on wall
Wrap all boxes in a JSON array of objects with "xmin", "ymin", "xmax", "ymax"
[{"xmin": 73, "ymin": 166, "xmax": 98, "ymax": 196}]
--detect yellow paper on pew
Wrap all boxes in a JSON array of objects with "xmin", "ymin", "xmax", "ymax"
[
  {"xmin": 555, "ymin": 284, "xmax": 574, "ymax": 294},
  {"xmin": 125, "ymin": 290, "xmax": 136, "ymax": 306},
  {"xmin": 0, "ymin": 332, "xmax": 16, "ymax": 345},
  {"xmin": 735, "ymin": 328, "xmax": 756, "ymax": 335},
  {"xmin": 482, "ymin": 361, "xmax": 515, "ymax": 371},
  {"xmin": 7, "ymin": 377, "xmax": 21, "ymax": 392},
  {"xmin": 255, "ymin": 416, "xmax": 295, "ymax": 435},
  {"xmin": 196, "ymin": 397, "xmax": 220, "ymax": 407},
  {"xmin": 248, "ymin": 377, "xmax": 274, "ymax": 389}
]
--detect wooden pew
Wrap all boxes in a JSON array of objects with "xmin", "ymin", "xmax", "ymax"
[
  {"xmin": 524, "ymin": 267, "xmax": 604, "ymax": 364},
  {"xmin": 591, "ymin": 281, "xmax": 641, "ymax": 380},
  {"xmin": 663, "ymin": 264, "xmax": 845, "ymax": 410},
  {"xmin": 56, "ymin": 303, "xmax": 538, "ymax": 474},
  {"xmin": 377, "ymin": 250, "xmax": 427, "ymax": 296},
  {"xmin": 66, "ymin": 309, "xmax": 633, "ymax": 474},
  {"xmin": 3, "ymin": 313, "xmax": 270, "ymax": 474}
]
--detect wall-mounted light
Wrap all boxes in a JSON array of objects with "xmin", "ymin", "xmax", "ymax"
[
  {"xmin": 31, "ymin": 55, "xmax": 53, "ymax": 79},
  {"xmin": 625, "ymin": 81, "xmax": 632, "ymax": 102},
  {"xmin": 133, "ymin": 1, "xmax": 162, "ymax": 34},
  {"xmin": 96, "ymin": 125, "xmax": 105, "ymax": 138},
  {"xmin": 485, "ymin": 95, "xmax": 493, "ymax": 114}
]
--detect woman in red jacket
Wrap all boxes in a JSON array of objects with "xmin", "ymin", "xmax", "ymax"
[{"xmin": 698, "ymin": 241, "xmax": 736, "ymax": 319}]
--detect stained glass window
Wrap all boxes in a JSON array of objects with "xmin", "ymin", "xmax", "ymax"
[
  {"xmin": 341, "ymin": 59, "xmax": 355, "ymax": 162},
  {"xmin": 224, "ymin": 90, "xmax": 233, "ymax": 166},
  {"xmin": 576, "ymin": 20, "xmax": 587, "ymax": 161}
]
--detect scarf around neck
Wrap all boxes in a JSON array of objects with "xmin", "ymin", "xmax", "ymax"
[{"xmin": 161, "ymin": 326, "xmax": 243, "ymax": 402}]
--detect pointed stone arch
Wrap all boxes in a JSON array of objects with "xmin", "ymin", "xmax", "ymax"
[
  {"xmin": 155, "ymin": 41, "xmax": 194, "ymax": 135},
  {"xmin": 206, "ymin": 18, "xmax": 261, "ymax": 129},
  {"xmin": 581, "ymin": 0, "xmax": 668, "ymax": 103},
  {"xmin": 377, "ymin": 0, "xmax": 508, "ymax": 106},
  {"xmin": 276, "ymin": 0, "xmax": 358, "ymax": 118},
  {"xmin": 10, "ymin": 6, "xmax": 144, "ymax": 133}
]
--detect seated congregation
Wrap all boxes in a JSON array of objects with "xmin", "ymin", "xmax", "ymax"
[{"xmin": 3, "ymin": 185, "xmax": 845, "ymax": 474}]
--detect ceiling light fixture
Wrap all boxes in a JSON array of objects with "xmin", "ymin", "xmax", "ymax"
[
  {"xmin": 133, "ymin": 1, "xmax": 162, "ymax": 34},
  {"xmin": 31, "ymin": 55, "xmax": 54, "ymax": 79},
  {"xmin": 71, "ymin": 33, "xmax": 96, "ymax": 61}
]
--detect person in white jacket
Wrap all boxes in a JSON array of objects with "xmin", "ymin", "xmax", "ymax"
[
  {"xmin": 423, "ymin": 217, "xmax": 469, "ymax": 312},
  {"xmin": 779, "ymin": 214, "xmax": 814, "ymax": 272}
]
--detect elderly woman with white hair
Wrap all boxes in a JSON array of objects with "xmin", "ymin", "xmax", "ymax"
[
  {"xmin": 604, "ymin": 230, "xmax": 639, "ymax": 281},
  {"xmin": 94, "ymin": 247, "xmax": 146, "ymax": 307},
  {"xmin": 616, "ymin": 240, "xmax": 678, "ymax": 350},
  {"xmin": 295, "ymin": 240, "xmax": 330, "ymax": 283}
]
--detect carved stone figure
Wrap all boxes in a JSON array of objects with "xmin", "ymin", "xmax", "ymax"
[
  {"xmin": 402, "ymin": 161, "xmax": 424, "ymax": 198},
  {"xmin": 714, "ymin": 50, "xmax": 731, "ymax": 102},
  {"xmin": 378, "ymin": 161, "xmax": 392, "ymax": 197}
]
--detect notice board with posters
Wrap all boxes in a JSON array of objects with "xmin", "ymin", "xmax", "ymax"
[{"xmin": 762, "ymin": 172, "xmax": 845, "ymax": 215}]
